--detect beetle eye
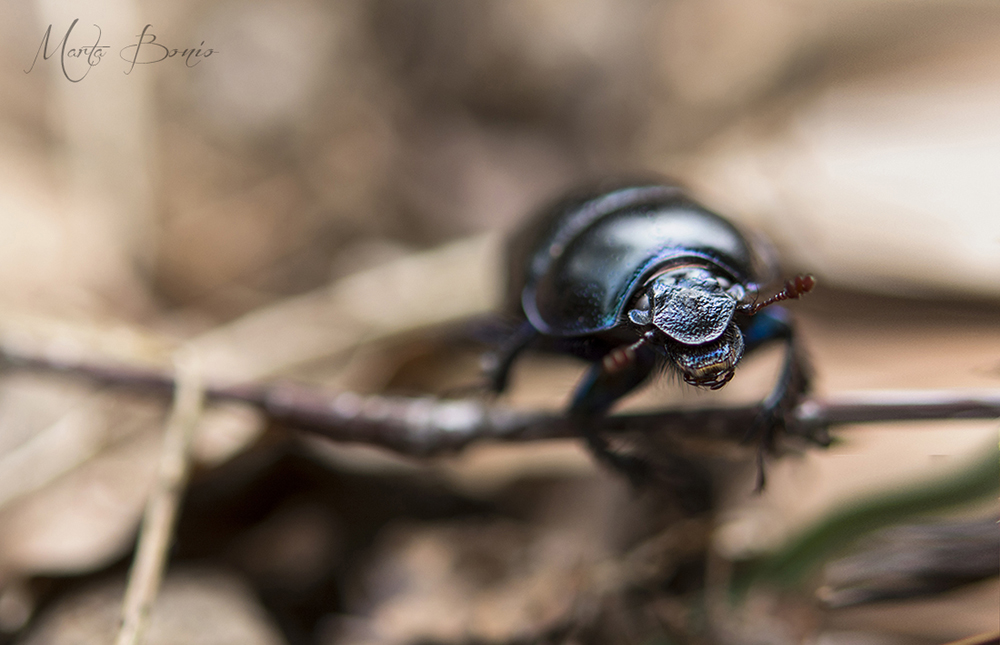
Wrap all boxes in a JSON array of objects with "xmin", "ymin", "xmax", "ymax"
[
  {"xmin": 628, "ymin": 308, "xmax": 652, "ymax": 326},
  {"xmin": 627, "ymin": 292, "xmax": 652, "ymax": 326}
]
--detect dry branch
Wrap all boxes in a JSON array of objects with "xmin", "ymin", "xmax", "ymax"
[{"xmin": 3, "ymin": 347, "xmax": 1000, "ymax": 458}]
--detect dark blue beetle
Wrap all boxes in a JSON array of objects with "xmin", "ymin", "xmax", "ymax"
[{"xmin": 488, "ymin": 180, "xmax": 814, "ymax": 482}]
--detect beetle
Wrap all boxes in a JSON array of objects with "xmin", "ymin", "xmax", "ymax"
[{"xmin": 486, "ymin": 180, "xmax": 815, "ymax": 485}]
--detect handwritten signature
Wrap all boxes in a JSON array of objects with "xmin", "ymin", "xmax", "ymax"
[{"xmin": 25, "ymin": 20, "xmax": 217, "ymax": 82}]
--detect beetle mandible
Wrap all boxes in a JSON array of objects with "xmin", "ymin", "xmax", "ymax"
[{"xmin": 487, "ymin": 180, "xmax": 815, "ymax": 484}]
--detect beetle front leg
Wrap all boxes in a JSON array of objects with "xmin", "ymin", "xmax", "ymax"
[
  {"xmin": 742, "ymin": 308, "xmax": 813, "ymax": 489},
  {"xmin": 758, "ymin": 334, "xmax": 810, "ymax": 432},
  {"xmin": 570, "ymin": 342, "xmax": 658, "ymax": 416},
  {"xmin": 569, "ymin": 343, "xmax": 658, "ymax": 485}
]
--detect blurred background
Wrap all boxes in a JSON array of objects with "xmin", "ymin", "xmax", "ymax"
[{"xmin": 0, "ymin": 1, "xmax": 997, "ymax": 644}]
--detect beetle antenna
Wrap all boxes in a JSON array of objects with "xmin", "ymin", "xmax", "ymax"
[{"xmin": 743, "ymin": 274, "xmax": 815, "ymax": 315}]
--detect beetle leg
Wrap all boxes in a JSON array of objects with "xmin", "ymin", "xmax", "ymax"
[
  {"xmin": 569, "ymin": 342, "xmax": 658, "ymax": 416},
  {"xmin": 569, "ymin": 342, "xmax": 658, "ymax": 485},
  {"xmin": 742, "ymin": 308, "xmax": 813, "ymax": 489},
  {"xmin": 754, "ymin": 336, "xmax": 811, "ymax": 489},
  {"xmin": 581, "ymin": 428, "xmax": 652, "ymax": 487},
  {"xmin": 482, "ymin": 320, "xmax": 539, "ymax": 394},
  {"xmin": 742, "ymin": 305, "xmax": 792, "ymax": 353}
]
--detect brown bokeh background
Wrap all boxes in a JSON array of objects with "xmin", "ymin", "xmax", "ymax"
[{"xmin": 0, "ymin": 1, "xmax": 997, "ymax": 643}]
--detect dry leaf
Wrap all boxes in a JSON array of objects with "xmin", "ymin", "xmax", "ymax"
[{"xmin": 20, "ymin": 568, "xmax": 287, "ymax": 645}]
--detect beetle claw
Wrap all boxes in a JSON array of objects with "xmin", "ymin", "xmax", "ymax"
[{"xmin": 745, "ymin": 400, "xmax": 787, "ymax": 491}]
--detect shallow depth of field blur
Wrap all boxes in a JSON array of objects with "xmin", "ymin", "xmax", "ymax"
[{"xmin": 0, "ymin": 1, "xmax": 998, "ymax": 644}]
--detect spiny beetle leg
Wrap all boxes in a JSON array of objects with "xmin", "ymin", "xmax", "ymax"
[
  {"xmin": 569, "ymin": 343, "xmax": 658, "ymax": 484},
  {"xmin": 580, "ymin": 426, "xmax": 651, "ymax": 488},
  {"xmin": 740, "ymin": 309, "xmax": 812, "ymax": 491},
  {"xmin": 569, "ymin": 342, "xmax": 657, "ymax": 417}
]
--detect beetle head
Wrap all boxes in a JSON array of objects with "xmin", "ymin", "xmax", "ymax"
[{"xmin": 627, "ymin": 267, "xmax": 747, "ymax": 389}]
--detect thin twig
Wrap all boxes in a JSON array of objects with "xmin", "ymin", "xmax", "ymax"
[
  {"xmin": 115, "ymin": 351, "xmax": 205, "ymax": 645},
  {"xmin": 2, "ymin": 347, "xmax": 1000, "ymax": 458}
]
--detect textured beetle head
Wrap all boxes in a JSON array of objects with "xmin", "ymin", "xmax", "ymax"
[{"xmin": 627, "ymin": 267, "xmax": 747, "ymax": 389}]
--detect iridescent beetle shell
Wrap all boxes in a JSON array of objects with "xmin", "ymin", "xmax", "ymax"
[{"xmin": 507, "ymin": 184, "xmax": 762, "ymax": 338}]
